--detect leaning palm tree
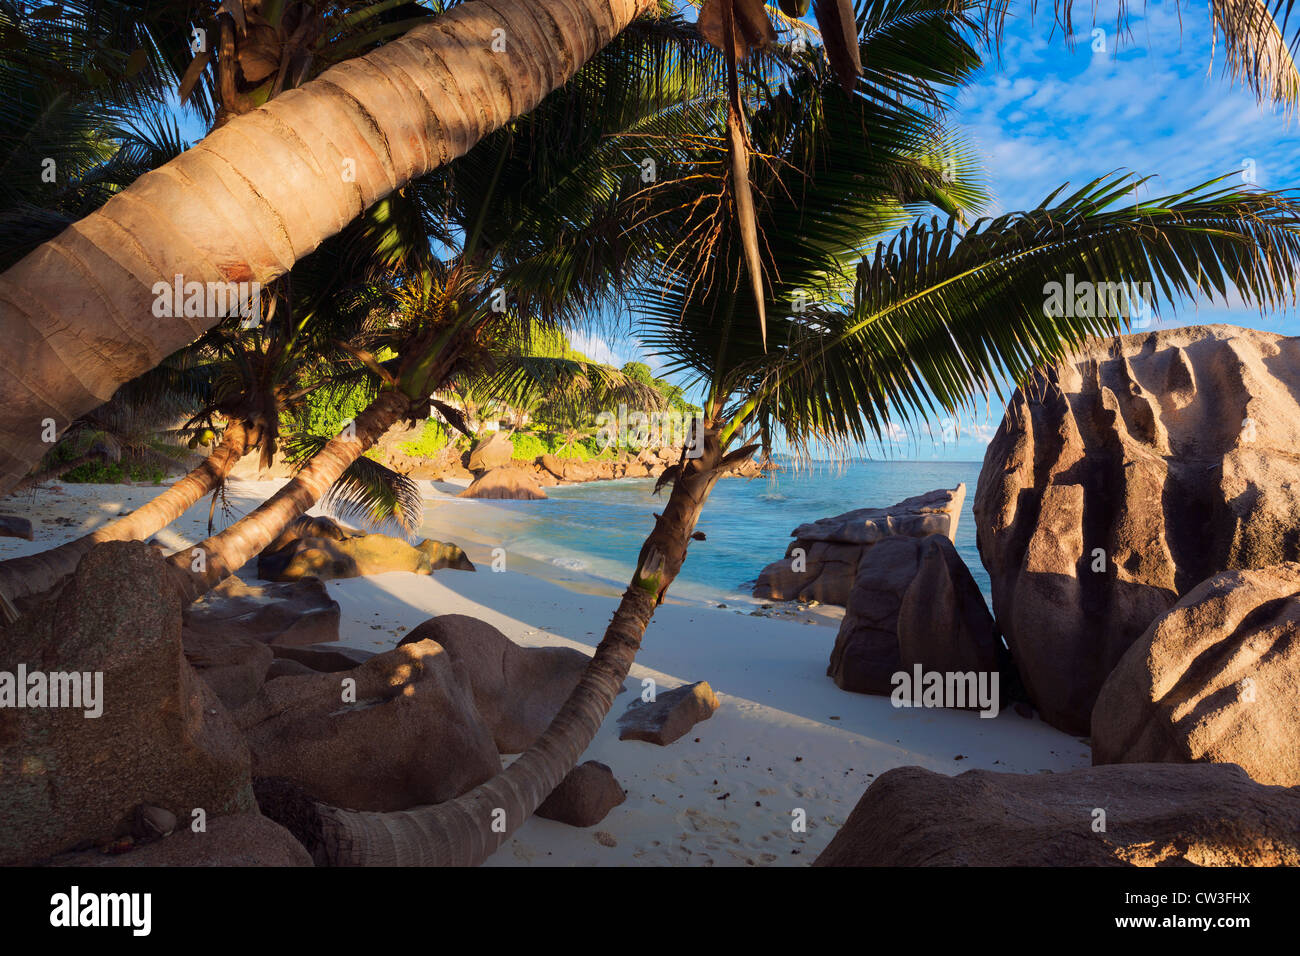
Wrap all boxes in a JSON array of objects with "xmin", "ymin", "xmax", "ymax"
[
  {"xmin": 307, "ymin": 179, "xmax": 1300, "ymax": 865},
  {"xmin": 285, "ymin": 9, "xmax": 1300, "ymax": 861},
  {"xmin": 0, "ymin": 204, "xmax": 417, "ymax": 605},
  {"xmin": 156, "ymin": 13, "xmax": 727, "ymax": 600},
  {"xmin": 3, "ymin": 0, "xmax": 1298, "ymax": 495},
  {"xmin": 0, "ymin": 0, "xmax": 671, "ymax": 494}
]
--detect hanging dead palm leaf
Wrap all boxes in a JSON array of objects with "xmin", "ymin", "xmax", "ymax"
[
  {"xmin": 1210, "ymin": 0, "xmax": 1300, "ymax": 114},
  {"xmin": 697, "ymin": 0, "xmax": 776, "ymax": 349},
  {"xmin": 697, "ymin": 0, "xmax": 777, "ymax": 59},
  {"xmin": 813, "ymin": 0, "xmax": 863, "ymax": 92}
]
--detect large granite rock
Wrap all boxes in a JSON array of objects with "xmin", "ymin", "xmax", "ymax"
[
  {"xmin": 467, "ymin": 431, "xmax": 514, "ymax": 472},
  {"xmin": 0, "ymin": 541, "xmax": 253, "ymax": 866},
  {"xmin": 270, "ymin": 643, "xmax": 377, "ymax": 673},
  {"xmin": 828, "ymin": 534, "xmax": 1001, "ymax": 704},
  {"xmin": 232, "ymin": 639, "xmax": 498, "ymax": 811},
  {"xmin": 753, "ymin": 486, "xmax": 965, "ymax": 606},
  {"xmin": 183, "ymin": 629, "xmax": 274, "ymax": 710},
  {"xmin": 974, "ymin": 326, "xmax": 1300, "ymax": 734},
  {"xmin": 460, "ymin": 466, "xmax": 548, "ymax": 500},
  {"xmin": 50, "ymin": 811, "xmax": 311, "ymax": 867},
  {"xmin": 398, "ymin": 614, "xmax": 590, "ymax": 753},
  {"xmin": 182, "ymin": 574, "xmax": 342, "ymax": 647},
  {"xmin": 814, "ymin": 763, "xmax": 1300, "ymax": 866},
  {"xmin": 417, "ymin": 539, "xmax": 476, "ymax": 571},
  {"xmin": 1092, "ymin": 563, "xmax": 1300, "ymax": 786},
  {"xmin": 259, "ymin": 530, "xmax": 473, "ymax": 582},
  {"xmin": 262, "ymin": 515, "xmax": 350, "ymax": 555}
]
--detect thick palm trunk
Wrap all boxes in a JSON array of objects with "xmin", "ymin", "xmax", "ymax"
[
  {"xmin": 0, "ymin": 0, "xmax": 655, "ymax": 499},
  {"xmin": 308, "ymin": 436, "xmax": 727, "ymax": 866},
  {"xmin": 167, "ymin": 390, "xmax": 412, "ymax": 603},
  {"xmin": 0, "ymin": 421, "xmax": 253, "ymax": 603}
]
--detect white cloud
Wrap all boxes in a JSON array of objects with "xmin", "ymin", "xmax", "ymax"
[{"xmin": 567, "ymin": 330, "xmax": 623, "ymax": 366}]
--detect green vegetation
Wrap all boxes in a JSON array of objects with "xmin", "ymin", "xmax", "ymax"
[
  {"xmin": 60, "ymin": 460, "xmax": 165, "ymax": 485},
  {"xmin": 397, "ymin": 419, "xmax": 451, "ymax": 458}
]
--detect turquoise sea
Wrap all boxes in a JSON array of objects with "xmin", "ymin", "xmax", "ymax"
[{"xmin": 424, "ymin": 460, "xmax": 989, "ymax": 606}]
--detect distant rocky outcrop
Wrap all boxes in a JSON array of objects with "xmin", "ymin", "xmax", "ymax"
[
  {"xmin": 814, "ymin": 763, "xmax": 1300, "ymax": 866},
  {"xmin": 974, "ymin": 326, "xmax": 1300, "ymax": 734},
  {"xmin": 398, "ymin": 614, "xmax": 591, "ymax": 753},
  {"xmin": 1092, "ymin": 563, "xmax": 1300, "ymax": 786},
  {"xmin": 386, "ymin": 444, "xmax": 473, "ymax": 482},
  {"xmin": 753, "ymin": 486, "xmax": 965, "ymax": 606},
  {"xmin": 538, "ymin": 453, "xmax": 566, "ymax": 479},
  {"xmin": 618, "ymin": 680, "xmax": 719, "ymax": 746},
  {"xmin": 828, "ymin": 534, "xmax": 1001, "ymax": 705},
  {"xmin": 459, "ymin": 466, "xmax": 548, "ymax": 500},
  {"xmin": 0, "ymin": 542, "xmax": 253, "ymax": 866},
  {"xmin": 233, "ymin": 639, "xmax": 499, "ymax": 812}
]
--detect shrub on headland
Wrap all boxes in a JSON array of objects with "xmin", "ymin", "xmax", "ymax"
[{"xmin": 60, "ymin": 460, "xmax": 165, "ymax": 485}]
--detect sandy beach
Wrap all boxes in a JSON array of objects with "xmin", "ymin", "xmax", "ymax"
[{"xmin": 1, "ymin": 476, "xmax": 1089, "ymax": 866}]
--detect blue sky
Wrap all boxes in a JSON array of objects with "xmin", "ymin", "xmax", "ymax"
[{"xmin": 580, "ymin": 1, "xmax": 1300, "ymax": 459}]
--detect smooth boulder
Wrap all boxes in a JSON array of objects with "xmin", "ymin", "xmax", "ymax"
[
  {"xmin": 417, "ymin": 539, "xmax": 475, "ymax": 571},
  {"xmin": 0, "ymin": 541, "xmax": 252, "ymax": 866},
  {"xmin": 1092, "ymin": 563, "xmax": 1300, "ymax": 786},
  {"xmin": 50, "ymin": 811, "xmax": 311, "ymax": 867},
  {"xmin": 0, "ymin": 514, "xmax": 33, "ymax": 539},
  {"xmin": 260, "ymin": 531, "xmax": 473, "ymax": 581},
  {"xmin": 270, "ymin": 643, "xmax": 377, "ymax": 673},
  {"xmin": 618, "ymin": 681, "xmax": 719, "ymax": 746},
  {"xmin": 536, "ymin": 761, "xmax": 627, "ymax": 827},
  {"xmin": 828, "ymin": 534, "xmax": 1000, "ymax": 702},
  {"xmin": 459, "ymin": 467, "xmax": 547, "ymax": 500},
  {"xmin": 233, "ymin": 639, "xmax": 498, "ymax": 811},
  {"xmin": 467, "ymin": 431, "xmax": 514, "ymax": 471},
  {"xmin": 754, "ymin": 486, "xmax": 965, "ymax": 606},
  {"xmin": 183, "ymin": 629, "xmax": 274, "ymax": 710},
  {"xmin": 398, "ymin": 614, "xmax": 590, "ymax": 753},
  {"xmin": 182, "ymin": 574, "xmax": 342, "ymax": 647},
  {"xmin": 975, "ymin": 325, "xmax": 1300, "ymax": 734},
  {"xmin": 815, "ymin": 763, "xmax": 1300, "ymax": 866}
]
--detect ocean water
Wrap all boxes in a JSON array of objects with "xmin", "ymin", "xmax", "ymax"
[{"xmin": 426, "ymin": 460, "xmax": 989, "ymax": 605}]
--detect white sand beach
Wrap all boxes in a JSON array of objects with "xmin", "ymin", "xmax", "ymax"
[{"xmin": 1, "ymin": 477, "xmax": 1091, "ymax": 866}]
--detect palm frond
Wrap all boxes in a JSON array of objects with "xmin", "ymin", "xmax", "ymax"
[
  {"xmin": 283, "ymin": 431, "xmax": 423, "ymax": 534},
  {"xmin": 1211, "ymin": 0, "xmax": 1300, "ymax": 114},
  {"xmin": 740, "ymin": 173, "xmax": 1300, "ymax": 453}
]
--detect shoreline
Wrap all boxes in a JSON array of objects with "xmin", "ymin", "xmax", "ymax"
[{"xmin": 0, "ymin": 477, "xmax": 1088, "ymax": 865}]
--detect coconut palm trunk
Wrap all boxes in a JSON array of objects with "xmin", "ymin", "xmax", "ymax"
[
  {"xmin": 0, "ymin": 0, "xmax": 657, "ymax": 499},
  {"xmin": 306, "ymin": 431, "xmax": 728, "ymax": 866},
  {"xmin": 167, "ymin": 390, "xmax": 412, "ymax": 602},
  {"xmin": 0, "ymin": 420, "xmax": 254, "ymax": 603}
]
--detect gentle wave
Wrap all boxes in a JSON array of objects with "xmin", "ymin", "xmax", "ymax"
[{"xmin": 549, "ymin": 556, "xmax": 588, "ymax": 571}]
